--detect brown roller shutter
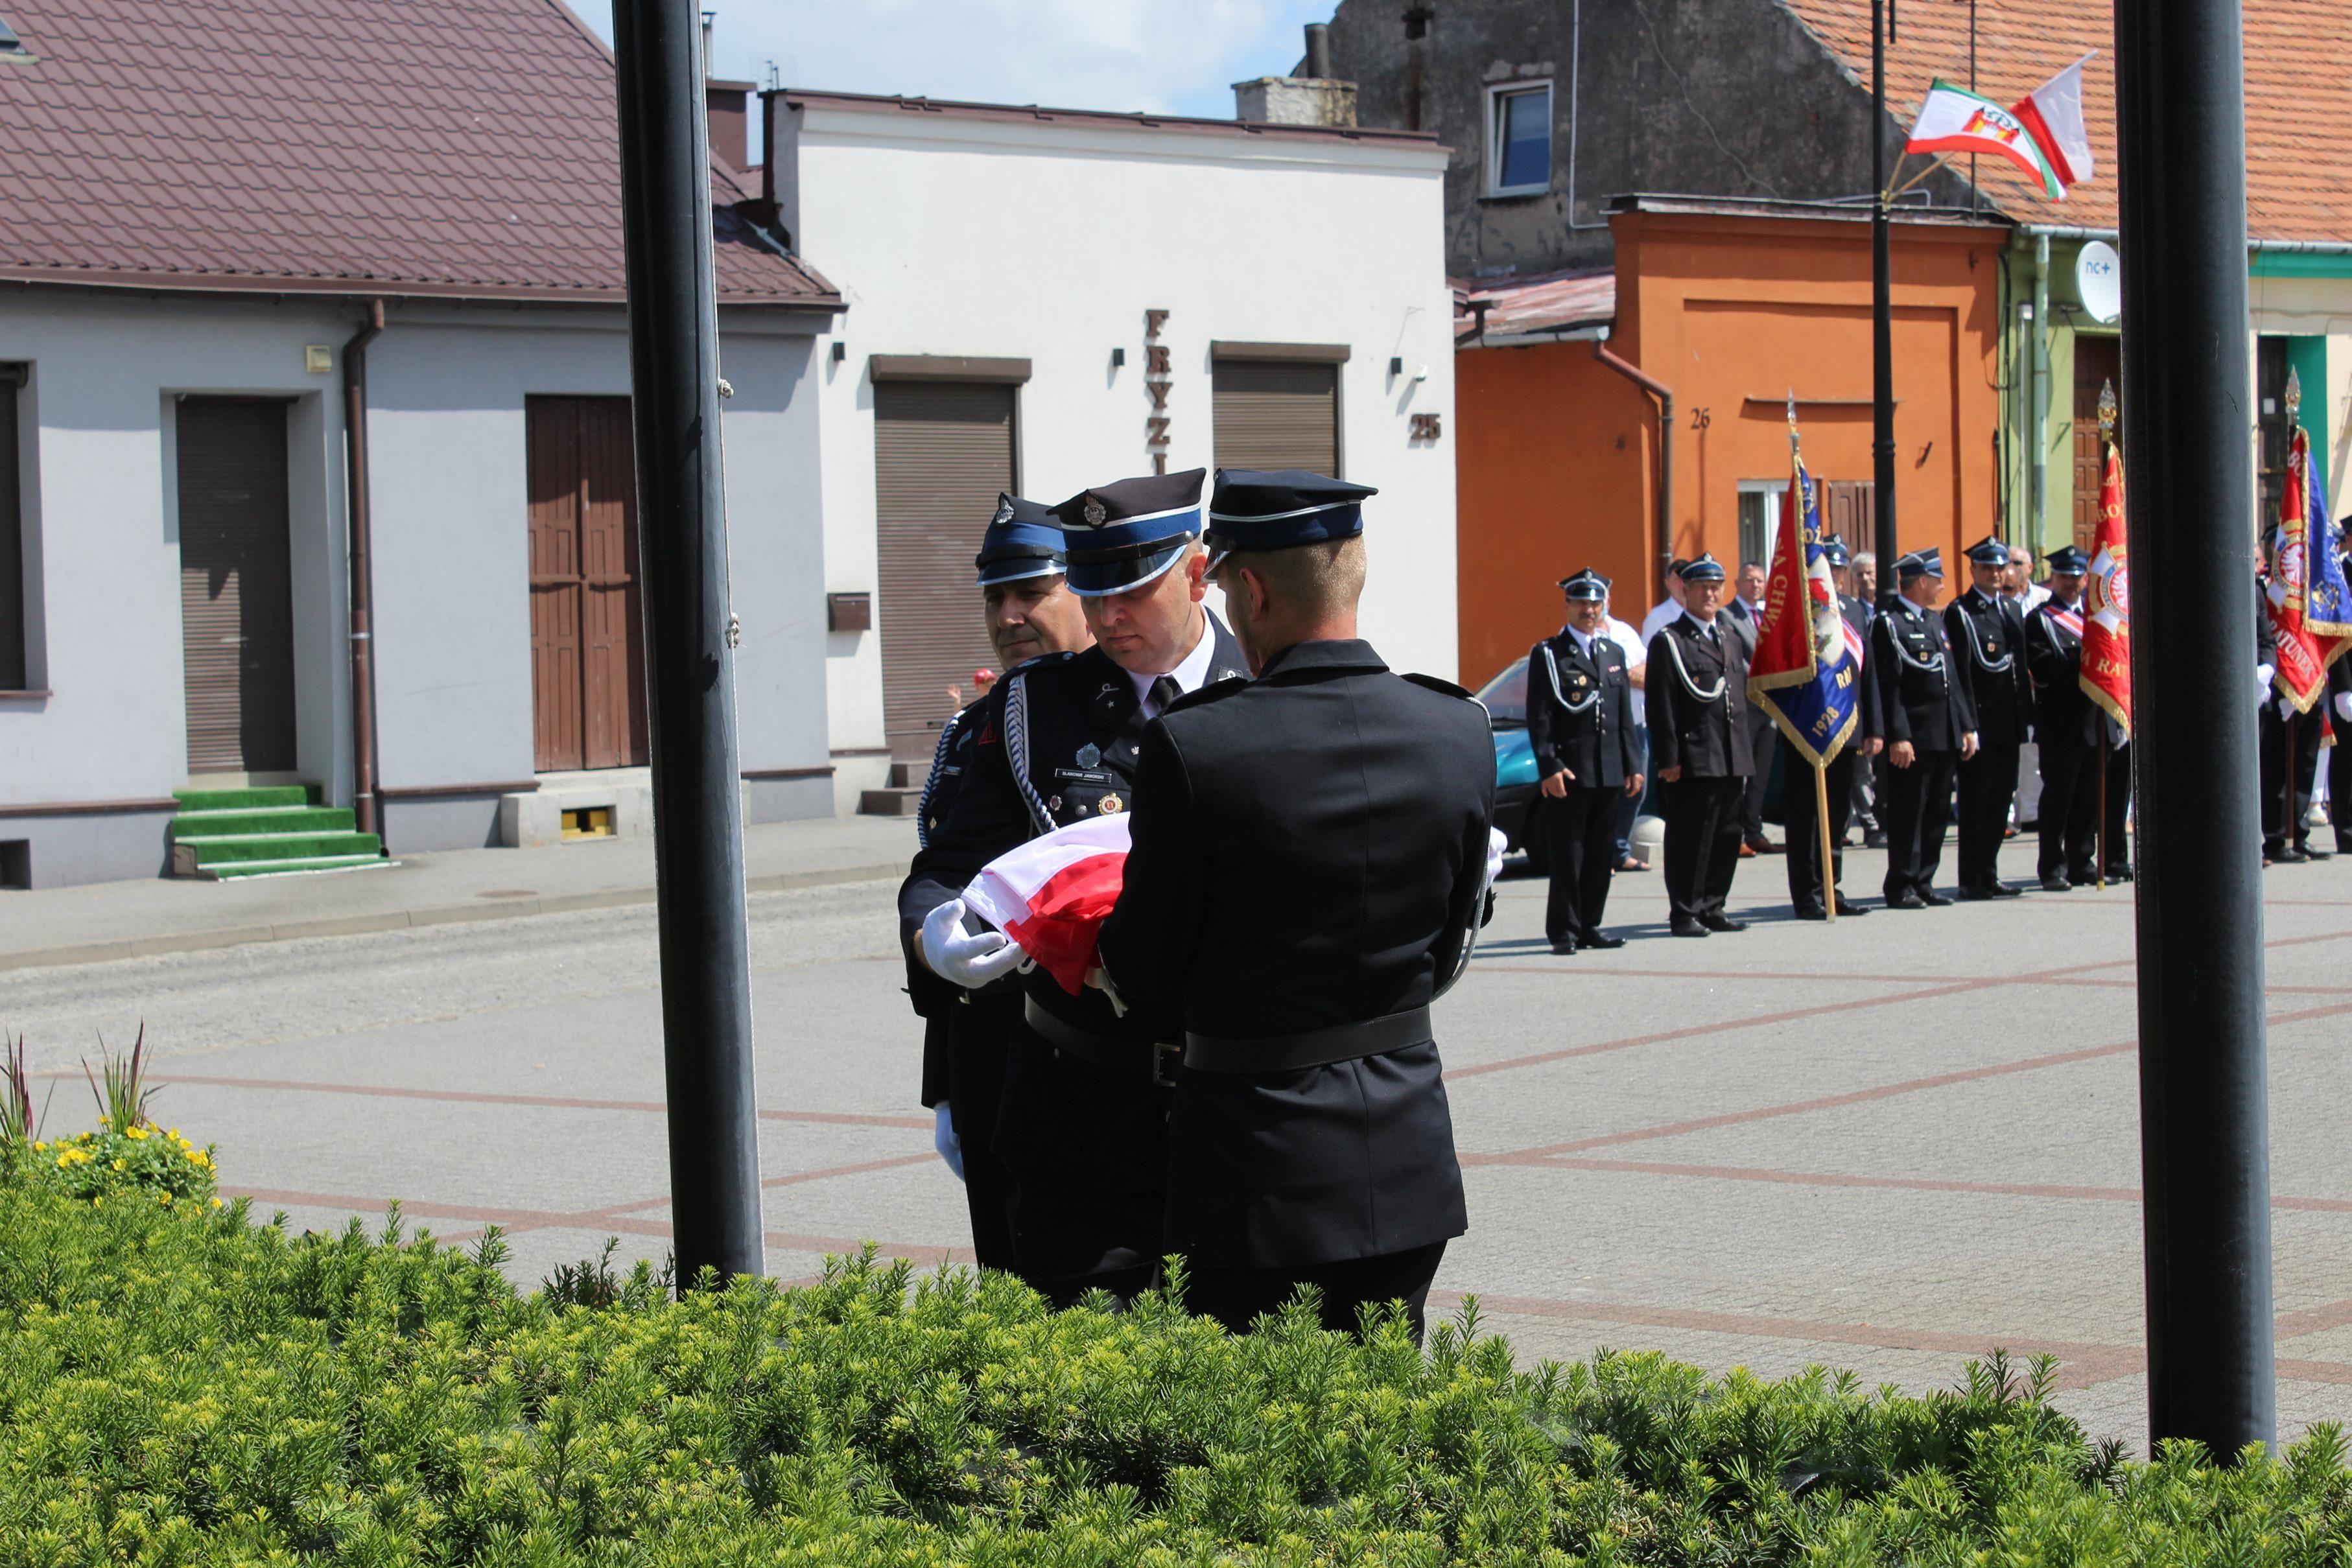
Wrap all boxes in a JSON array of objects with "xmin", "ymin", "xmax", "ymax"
[
  {"xmin": 1212, "ymin": 359, "xmax": 1339, "ymax": 474},
  {"xmin": 0, "ymin": 378, "xmax": 22, "ymax": 692},
  {"xmin": 875, "ymin": 382, "xmax": 1013, "ymax": 760},
  {"xmin": 178, "ymin": 397, "xmax": 296, "ymax": 774},
  {"xmin": 527, "ymin": 396, "xmax": 647, "ymax": 773},
  {"xmin": 1822, "ymin": 482, "xmax": 1876, "ymax": 553}
]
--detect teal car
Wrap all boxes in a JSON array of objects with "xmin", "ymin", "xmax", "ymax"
[{"xmin": 1476, "ymin": 658, "xmax": 1551, "ymax": 872}]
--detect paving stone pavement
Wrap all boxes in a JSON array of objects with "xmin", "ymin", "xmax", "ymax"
[{"xmin": 6, "ymin": 838, "xmax": 2349, "ymax": 1454}]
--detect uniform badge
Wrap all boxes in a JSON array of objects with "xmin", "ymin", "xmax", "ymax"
[
  {"xmin": 1098, "ymin": 793, "xmax": 1125, "ymax": 815},
  {"xmin": 1049, "ymin": 794, "xmax": 1063, "ymax": 813},
  {"xmin": 1076, "ymin": 742, "xmax": 1101, "ymax": 769},
  {"xmin": 991, "ymin": 496, "xmax": 1013, "ymax": 526},
  {"xmin": 1083, "ymin": 497, "xmax": 1107, "ymax": 526}
]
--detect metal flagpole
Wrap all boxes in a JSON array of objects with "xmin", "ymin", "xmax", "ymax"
[
  {"xmin": 1817, "ymin": 761, "xmax": 1838, "ymax": 922},
  {"xmin": 2116, "ymin": 0, "xmax": 2275, "ymax": 1457},
  {"xmin": 611, "ymin": 0, "xmax": 765, "ymax": 1291},
  {"xmin": 1870, "ymin": 0, "xmax": 1899, "ymax": 596}
]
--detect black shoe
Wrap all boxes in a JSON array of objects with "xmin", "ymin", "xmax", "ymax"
[
  {"xmin": 1921, "ymin": 891, "xmax": 1956, "ymax": 907},
  {"xmin": 1793, "ymin": 902, "xmax": 1828, "ymax": 921},
  {"xmin": 1746, "ymin": 837, "xmax": 1783, "ymax": 856},
  {"xmin": 1833, "ymin": 895, "xmax": 1868, "ymax": 917},
  {"xmin": 2337, "ymin": 839, "xmax": 2352, "ymax": 856},
  {"xmin": 1548, "ymin": 939, "xmax": 1579, "ymax": 956},
  {"xmin": 1581, "ymin": 932, "xmax": 1627, "ymax": 950},
  {"xmin": 1957, "ymin": 885, "xmax": 1995, "ymax": 902},
  {"xmin": 2040, "ymin": 874, "xmax": 2073, "ymax": 892},
  {"xmin": 1699, "ymin": 912, "xmax": 1747, "ymax": 933},
  {"xmin": 2299, "ymin": 841, "xmax": 2333, "ymax": 861},
  {"xmin": 2106, "ymin": 865, "xmax": 2135, "ymax": 882},
  {"xmin": 1863, "ymin": 831, "xmax": 1888, "ymax": 849},
  {"xmin": 1885, "ymin": 890, "xmax": 1927, "ymax": 910},
  {"xmin": 1670, "ymin": 918, "xmax": 1711, "ymax": 937},
  {"xmin": 2068, "ymin": 867, "xmax": 2100, "ymax": 885},
  {"xmin": 1988, "ymin": 882, "xmax": 2024, "ymax": 898}
]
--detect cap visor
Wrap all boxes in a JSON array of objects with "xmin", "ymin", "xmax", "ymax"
[
  {"xmin": 1066, "ymin": 543, "xmax": 1190, "ymax": 597},
  {"xmin": 975, "ymin": 559, "xmax": 1063, "ymax": 587}
]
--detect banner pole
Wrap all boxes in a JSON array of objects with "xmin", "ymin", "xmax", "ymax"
[
  {"xmin": 1817, "ymin": 758, "xmax": 1839, "ymax": 921},
  {"xmin": 2097, "ymin": 728, "xmax": 2108, "ymax": 890},
  {"xmin": 2285, "ymin": 707, "xmax": 2297, "ymax": 854}
]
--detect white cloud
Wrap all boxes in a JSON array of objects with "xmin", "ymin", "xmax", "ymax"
[{"xmin": 567, "ymin": 0, "xmax": 1332, "ymax": 121}]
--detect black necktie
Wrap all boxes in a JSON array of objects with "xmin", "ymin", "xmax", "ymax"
[{"xmin": 1149, "ymin": 675, "xmax": 1182, "ymax": 713}]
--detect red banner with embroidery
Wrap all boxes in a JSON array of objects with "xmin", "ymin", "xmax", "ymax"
[
  {"xmin": 2080, "ymin": 443, "xmax": 2131, "ymax": 734},
  {"xmin": 2270, "ymin": 425, "xmax": 2329, "ymax": 712}
]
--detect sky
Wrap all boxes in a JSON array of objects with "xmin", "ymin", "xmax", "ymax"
[{"xmin": 570, "ymin": 0, "xmax": 1335, "ymax": 146}]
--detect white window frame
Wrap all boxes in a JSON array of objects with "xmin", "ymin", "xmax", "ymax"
[
  {"xmin": 1483, "ymin": 80, "xmax": 1553, "ymax": 199},
  {"xmin": 1735, "ymin": 481, "xmax": 1784, "ymax": 573}
]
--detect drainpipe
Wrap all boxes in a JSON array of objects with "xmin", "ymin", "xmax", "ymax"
[
  {"xmin": 342, "ymin": 299, "xmax": 386, "ymax": 843},
  {"xmin": 1593, "ymin": 334, "xmax": 1675, "ymax": 604},
  {"xmin": 2030, "ymin": 233, "xmax": 2050, "ymax": 554}
]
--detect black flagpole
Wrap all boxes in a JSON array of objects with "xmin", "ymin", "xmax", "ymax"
[
  {"xmin": 2116, "ymin": 0, "xmax": 2274, "ymax": 1457},
  {"xmin": 1871, "ymin": 0, "xmax": 1899, "ymax": 593},
  {"xmin": 611, "ymin": 0, "xmax": 766, "ymax": 1290}
]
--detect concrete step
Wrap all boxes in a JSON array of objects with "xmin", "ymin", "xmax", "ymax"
[
  {"xmin": 169, "ymin": 804, "xmax": 354, "ymax": 839},
  {"xmin": 858, "ymin": 786, "xmax": 923, "ymax": 817},
  {"xmin": 200, "ymin": 854, "xmax": 399, "ymax": 881},
  {"xmin": 174, "ymin": 784, "xmax": 318, "ymax": 812}
]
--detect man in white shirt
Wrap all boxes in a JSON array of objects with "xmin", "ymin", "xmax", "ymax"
[
  {"xmin": 1638, "ymin": 560, "xmax": 1689, "ymax": 644},
  {"xmin": 1600, "ymin": 592, "xmax": 1651, "ymax": 870}
]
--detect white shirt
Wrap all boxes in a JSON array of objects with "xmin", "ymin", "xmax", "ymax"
[
  {"xmin": 2005, "ymin": 585, "xmax": 2051, "ymax": 613},
  {"xmin": 1680, "ymin": 611, "xmax": 1721, "ymax": 643},
  {"xmin": 1562, "ymin": 622, "xmax": 1597, "ymax": 659},
  {"xmin": 1127, "ymin": 609, "xmax": 1217, "ymax": 720},
  {"xmin": 1602, "ymin": 615, "xmax": 1645, "ymax": 668},
  {"xmin": 1639, "ymin": 599, "xmax": 1684, "ymax": 642}
]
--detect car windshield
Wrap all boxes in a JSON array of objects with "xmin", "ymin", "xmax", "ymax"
[{"xmin": 1476, "ymin": 657, "xmax": 1529, "ymax": 726}]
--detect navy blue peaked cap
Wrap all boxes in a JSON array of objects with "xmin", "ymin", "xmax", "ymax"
[
  {"xmin": 1050, "ymin": 468, "xmax": 1206, "ymax": 596},
  {"xmin": 1821, "ymin": 535, "xmax": 1852, "ymax": 568},
  {"xmin": 1205, "ymin": 470, "xmax": 1378, "ymax": 563},
  {"xmin": 2045, "ymin": 544, "xmax": 2090, "ymax": 574},
  {"xmin": 1964, "ymin": 535, "xmax": 2010, "ymax": 567},
  {"xmin": 974, "ymin": 494, "xmax": 1066, "ymax": 587},
  {"xmin": 1557, "ymin": 568, "xmax": 1609, "ymax": 600},
  {"xmin": 1680, "ymin": 552, "xmax": 1726, "ymax": 583},
  {"xmin": 1896, "ymin": 546, "xmax": 1945, "ymax": 579}
]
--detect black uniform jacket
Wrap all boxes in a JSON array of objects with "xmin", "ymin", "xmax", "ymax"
[
  {"xmin": 2025, "ymin": 596, "xmax": 2090, "ymax": 742},
  {"xmin": 1841, "ymin": 596, "xmax": 1884, "ymax": 743},
  {"xmin": 904, "ymin": 697, "xmax": 987, "ymax": 1108},
  {"xmin": 1872, "ymin": 597, "xmax": 1977, "ymax": 751},
  {"xmin": 1525, "ymin": 628, "xmax": 1641, "ymax": 789},
  {"xmin": 899, "ymin": 613, "xmax": 1249, "ymax": 1049},
  {"xmin": 1644, "ymin": 615, "xmax": 1755, "ymax": 779},
  {"xmin": 1945, "ymin": 589, "xmax": 2034, "ymax": 747},
  {"xmin": 1095, "ymin": 639, "xmax": 1493, "ymax": 1270}
]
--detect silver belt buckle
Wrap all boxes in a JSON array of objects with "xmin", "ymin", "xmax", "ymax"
[{"xmin": 1152, "ymin": 1040, "xmax": 1182, "ymax": 1088}]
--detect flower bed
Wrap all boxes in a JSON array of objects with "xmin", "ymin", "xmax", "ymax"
[{"xmin": 2, "ymin": 1176, "xmax": 2349, "ymax": 1566}]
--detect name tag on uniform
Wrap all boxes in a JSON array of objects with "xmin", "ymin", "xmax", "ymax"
[{"xmin": 1055, "ymin": 768, "xmax": 1114, "ymax": 786}]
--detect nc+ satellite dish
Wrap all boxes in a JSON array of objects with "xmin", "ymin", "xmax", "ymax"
[{"xmin": 2076, "ymin": 240, "xmax": 2122, "ymax": 324}]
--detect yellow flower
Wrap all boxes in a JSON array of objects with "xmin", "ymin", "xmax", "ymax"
[
  {"xmin": 158, "ymin": 1193, "xmax": 174, "ymax": 1206},
  {"xmin": 211, "ymin": 1197, "xmax": 224, "ymax": 1209},
  {"xmin": 112, "ymin": 1159, "xmax": 126, "ymax": 1171},
  {"xmin": 126, "ymin": 1125, "xmax": 150, "ymax": 1141}
]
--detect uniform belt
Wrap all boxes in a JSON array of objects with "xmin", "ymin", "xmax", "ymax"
[
  {"xmin": 1022, "ymin": 996, "xmax": 1181, "ymax": 1086},
  {"xmin": 1182, "ymin": 1006, "xmax": 1433, "ymax": 1075}
]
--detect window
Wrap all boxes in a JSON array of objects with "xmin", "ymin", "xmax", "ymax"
[
  {"xmin": 0, "ymin": 366, "xmax": 25, "ymax": 691},
  {"xmin": 1736, "ymin": 481, "xmax": 1783, "ymax": 574},
  {"xmin": 1485, "ymin": 82, "xmax": 1551, "ymax": 197}
]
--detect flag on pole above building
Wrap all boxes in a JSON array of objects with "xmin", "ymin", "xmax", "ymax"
[
  {"xmin": 1905, "ymin": 80, "xmax": 2066, "ymax": 198},
  {"xmin": 2081, "ymin": 437, "xmax": 2132, "ymax": 734},
  {"xmin": 1748, "ymin": 424, "xmax": 1863, "ymax": 767},
  {"xmin": 2012, "ymin": 53, "xmax": 2098, "ymax": 189}
]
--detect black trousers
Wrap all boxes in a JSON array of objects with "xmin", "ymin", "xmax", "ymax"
[
  {"xmin": 1662, "ymin": 774, "xmax": 1745, "ymax": 922},
  {"xmin": 996, "ymin": 1025, "xmax": 1166, "ymax": 1310},
  {"xmin": 2100, "ymin": 738, "xmax": 2133, "ymax": 876},
  {"xmin": 2035, "ymin": 722, "xmax": 2102, "ymax": 882},
  {"xmin": 1783, "ymin": 749, "xmax": 1855, "ymax": 911},
  {"xmin": 1882, "ymin": 747, "xmax": 1958, "ymax": 900},
  {"xmin": 2334, "ymin": 715, "xmax": 2352, "ymax": 850},
  {"xmin": 948, "ymin": 994, "xmax": 1020, "ymax": 1273},
  {"xmin": 1542, "ymin": 785, "xmax": 1621, "ymax": 943},
  {"xmin": 2261, "ymin": 701, "xmax": 2325, "ymax": 854},
  {"xmin": 1185, "ymin": 1241, "xmax": 1447, "ymax": 1342},
  {"xmin": 1739, "ymin": 707, "xmax": 1780, "ymax": 843},
  {"xmin": 1954, "ymin": 742, "xmax": 2021, "ymax": 892}
]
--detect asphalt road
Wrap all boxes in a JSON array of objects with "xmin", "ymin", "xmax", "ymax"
[{"xmin": 10, "ymin": 845, "xmax": 2351, "ymax": 1453}]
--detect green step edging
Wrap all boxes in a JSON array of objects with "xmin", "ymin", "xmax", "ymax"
[
  {"xmin": 172, "ymin": 785, "xmax": 318, "ymax": 812},
  {"xmin": 168, "ymin": 806, "xmax": 353, "ymax": 840},
  {"xmin": 206, "ymin": 854, "xmax": 392, "ymax": 880},
  {"xmin": 178, "ymin": 832, "xmax": 382, "ymax": 865}
]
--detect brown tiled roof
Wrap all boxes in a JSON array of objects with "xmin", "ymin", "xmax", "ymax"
[
  {"xmin": 0, "ymin": 0, "xmax": 840, "ymax": 306},
  {"xmin": 1780, "ymin": 0, "xmax": 2352, "ymax": 244}
]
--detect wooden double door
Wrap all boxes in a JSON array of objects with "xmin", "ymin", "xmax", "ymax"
[{"xmin": 527, "ymin": 396, "xmax": 647, "ymax": 773}]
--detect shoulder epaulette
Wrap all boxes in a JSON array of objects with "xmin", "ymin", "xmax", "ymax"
[
  {"xmin": 1004, "ymin": 649, "xmax": 1079, "ymax": 678},
  {"xmin": 1164, "ymin": 674, "xmax": 1247, "ymax": 715},
  {"xmin": 1402, "ymin": 672, "xmax": 1474, "ymax": 700}
]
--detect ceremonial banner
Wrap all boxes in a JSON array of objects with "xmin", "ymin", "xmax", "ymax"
[
  {"xmin": 2269, "ymin": 425, "xmax": 2329, "ymax": 711},
  {"xmin": 2081, "ymin": 442, "xmax": 2132, "ymax": 733},
  {"xmin": 1905, "ymin": 80, "xmax": 2065, "ymax": 198},
  {"xmin": 1748, "ymin": 453, "xmax": 1863, "ymax": 767},
  {"xmin": 2303, "ymin": 419, "xmax": 2352, "ymax": 661},
  {"xmin": 963, "ymin": 816, "xmax": 1130, "ymax": 996}
]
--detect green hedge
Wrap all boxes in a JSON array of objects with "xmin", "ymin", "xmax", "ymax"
[{"xmin": 2, "ymin": 1180, "xmax": 2349, "ymax": 1566}]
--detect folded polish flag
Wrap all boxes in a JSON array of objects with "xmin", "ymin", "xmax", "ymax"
[{"xmin": 963, "ymin": 816, "xmax": 1132, "ymax": 996}]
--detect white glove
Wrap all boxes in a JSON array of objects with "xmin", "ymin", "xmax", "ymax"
[
  {"xmin": 2336, "ymin": 692, "xmax": 2352, "ymax": 723},
  {"xmin": 932, "ymin": 1105, "xmax": 965, "ymax": 1182},
  {"xmin": 919, "ymin": 897, "xmax": 1027, "ymax": 989},
  {"xmin": 2257, "ymin": 664, "xmax": 2276, "ymax": 704},
  {"xmin": 2279, "ymin": 695, "xmax": 2297, "ymax": 721},
  {"xmin": 1485, "ymin": 826, "xmax": 1507, "ymax": 889}
]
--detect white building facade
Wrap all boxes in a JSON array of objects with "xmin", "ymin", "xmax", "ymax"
[{"xmin": 766, "ymin": 91, "xmax": 1458, "ymax": 804}]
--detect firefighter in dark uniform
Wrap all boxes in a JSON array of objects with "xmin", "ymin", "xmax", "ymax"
[
  {"xmin": 1874, "ymin": 548, "xmax": 1979, "ymax": 907},
  {"xmin": 2259, "ymin": 532, "xmax": 2333, "ymax": 863},
  {"xmin": 903, "ymin": 494, "xmax": 1092, "ymax": 1270},
  {"xmin": 1783, "ymin": 537, "xmax": 1879, "ymax": 920},
  {"xmin": 2023, "ymin": 545, "xmax": 2100, "ymax": 889},
  {"xmin": 1525, "ymin": 569, "xmax": 1644, "ymax": 954},
  {"xmin": 1947, "ymin": 536, "xmax": 2034, "ymax": 898},
  {"xmin": 1643, "ymin": 553, "xmax": 1754, "ymax": 937},
  {"xmin": 1094, "ymin": 469, "xmax": 1495, "ymax": 1339},
  {"xmin": 900, "ymin": 468, "xmax": 1247, "ymax": 1307}
]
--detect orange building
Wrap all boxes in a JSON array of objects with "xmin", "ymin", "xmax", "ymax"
[{"xmin": 1454, "ymin": 197, "xmax": 2009, "ymax": 688}]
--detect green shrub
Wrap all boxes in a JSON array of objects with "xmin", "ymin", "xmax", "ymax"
[{"xmin": 0, "ymin": 1181, "xmax": 2347, "ymax": 1566}]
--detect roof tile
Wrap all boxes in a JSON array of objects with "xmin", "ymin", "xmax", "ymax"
[{"xmin": 0, "ymin": 0, "xmax": 839, "ymax": 304}]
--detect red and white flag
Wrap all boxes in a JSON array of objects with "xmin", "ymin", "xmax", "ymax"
[
  {"xmin": 2014, "ymin": 53, "xmax": 2097, "ymax": 190},
  {"xmin": 963, "ymin": 817, "xmax": 1131, "ymax": 996}
]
